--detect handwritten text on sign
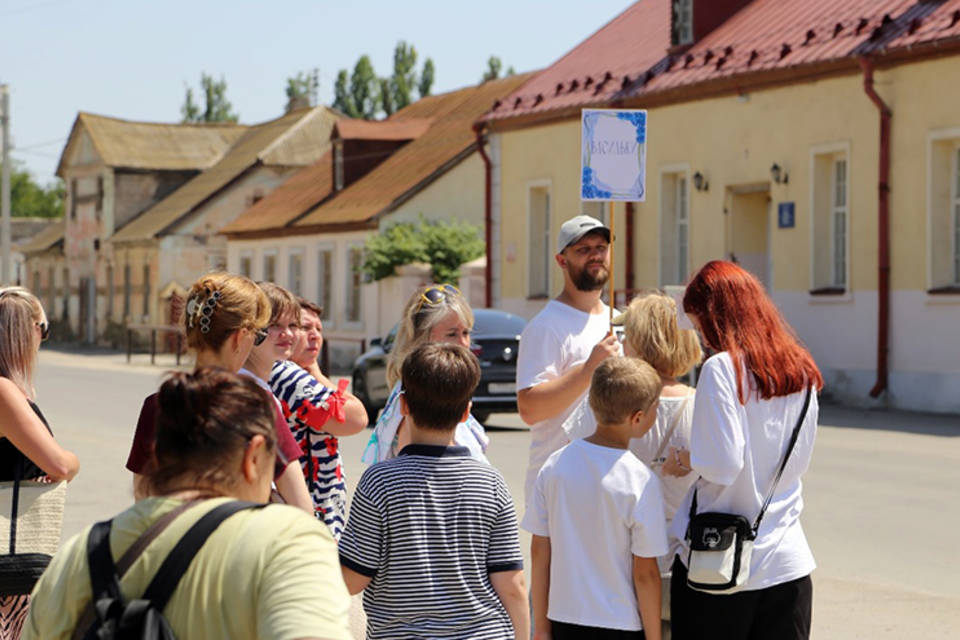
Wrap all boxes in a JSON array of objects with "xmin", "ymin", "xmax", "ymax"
[{"xmin": 581, "ymin": 109, "xmax": 647, "ymax": 202}]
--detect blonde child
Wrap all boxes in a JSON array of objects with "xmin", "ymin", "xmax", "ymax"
[{"xmin": 525, "ymin": 357, "xmax": 667, "ymax": 640}]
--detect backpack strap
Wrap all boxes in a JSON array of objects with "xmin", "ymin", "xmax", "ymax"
[{"xmin": 140, "ymin": 500, "xmax": 264, "ymax": 611}]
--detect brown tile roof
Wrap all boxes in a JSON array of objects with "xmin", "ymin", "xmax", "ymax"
[
  {"xmin": 223, "ymin": 73, "xmax": 533, "ymax": 237},
  {"xmin": 56, "ymin": 113, "xmax": 247, "ymax": 176},
  {"xmin": 220, "ymin": 151, "xmax": 333, "ymax": 234},
  {"xmin": 334, "ymin": 118, "xmax": 434, "ymax": 141},
  {"xmin": 17, "ymin": 219, "xmax": 65, "ymax": 255},
  {"xmin": 480, "ymin": 1, "xmax": 671, "ymax": 124},
  {"xmin": 111, "ymin": 106, "xmax": 338, "ymax": 243}
]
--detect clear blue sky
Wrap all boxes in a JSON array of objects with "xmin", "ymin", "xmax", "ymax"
[{"xmin": 1, "ymin": 0, "xmax": 634, "ymax": 185}]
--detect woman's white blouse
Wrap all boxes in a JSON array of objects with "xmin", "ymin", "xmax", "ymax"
[{"xmin": 669, "ymin": 351, "xmax": 819, "ymax": 591}]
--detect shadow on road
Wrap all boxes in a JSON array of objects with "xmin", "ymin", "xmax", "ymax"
[{"xmin": 820, "ymin": 402, "xmax": 960, "ymax": 438}]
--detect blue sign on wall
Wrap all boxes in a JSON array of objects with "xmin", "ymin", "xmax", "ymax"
[{"xmin": 778, "ymin": 202, "xmax": 795, "ymax": 228}]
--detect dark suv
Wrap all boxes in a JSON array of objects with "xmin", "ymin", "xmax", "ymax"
[{"xmin": 351, "ymin": 308, "xmax": 526, "ymax": 423}]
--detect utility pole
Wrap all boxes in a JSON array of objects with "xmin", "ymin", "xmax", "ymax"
[{"xmin": 1, "ymin": 85, "xmax": 11, "ymax": 285}]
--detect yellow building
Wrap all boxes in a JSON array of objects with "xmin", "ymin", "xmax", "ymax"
[{"xmin": 478, "ymin": 0, "xmax": 960, "ymax": 412}]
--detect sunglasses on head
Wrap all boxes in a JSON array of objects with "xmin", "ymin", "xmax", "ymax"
[
  {"xmin": 415, "ymin": 284, "xmax": 461, "ymax": 313},
  {"xmin": 253, "ymin": 327, "xmax": 268, "ymax": 346}
]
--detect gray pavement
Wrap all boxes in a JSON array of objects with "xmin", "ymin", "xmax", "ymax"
[{"xmin": 34, "ymin": 346, "xmax": 960, "ymax": 639}]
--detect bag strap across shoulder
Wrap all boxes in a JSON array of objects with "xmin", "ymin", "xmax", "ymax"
[
  {"xmin": 78, "ymin": 500, "xmax": 263, "ymax": 640},
  {"xmin": 688, "ymin": 386, "xmax": 813, "ymax": 537}
]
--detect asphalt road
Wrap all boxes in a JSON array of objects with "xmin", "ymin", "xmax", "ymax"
[{"xmin": 34, "ymin": 348, "xmax": 960, "ymax": 639}]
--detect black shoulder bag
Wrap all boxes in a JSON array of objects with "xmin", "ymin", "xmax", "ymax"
[{"xmin": 685, "ymin": 386, "xmax": 812, "ymax": 594}]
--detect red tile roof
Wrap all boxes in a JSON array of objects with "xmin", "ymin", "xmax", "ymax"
[
  {"xmin": 334, "ymin": 118, "xmax": 433, "ymax": 141},
  {"xmin": 482, "ymin": 0, "xmax": 960, "ymax": 125},
  {"xmin": 480, "ymin": 0, "xmax": 672, "ymax": 123}
]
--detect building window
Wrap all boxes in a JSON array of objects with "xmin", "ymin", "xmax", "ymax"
[
  {"xmin": 47, "ymin": 266, "xmax": 55, "ymax": 312},
  {"xmin": 96, "ymin": 176, "xmax": 104, "ymax": 218},
  {"xmin": 528, "ymin": 185, "xmax": 551, "ymax": 297},
  {"xmin": 61, "ymin": 267, "xmax": 70, "ymax": 319},
  {"xmin": 831, "ymin": 159, "xmax": 848, "ymax": 288},
  {"xmin": 345, "ymin": 246, "xmax": 363, "ymax": 324},
  {"xmin": 106, "ymin": 264, "xmax": 114, "ymax": 321},
  {"xmin": 263, "ymin": 251, "xmax": 277, "ymax": 283},
  {"xmin": 672, "ymin": 0, "xmax": 693, "ymax": 46},
  {"xmin": 659, "ymin": 171, "xmax": 689, "ymax": 286},
  {"xmin": 123, "ymin": 264, "xmax": 131, "ymax": 319},
  {"xmin": 70, "ymin": 179, "xmax": 78, "ymax": 220},
  {"xmin": 811, "ymin": 146, "xmax": 849, "ymax": 292},
  {"xmin": 317, "ymin": 247, "xmax": 333, "ymax": 323},
  {"xmin": 238, "ymin": 252, "xmax": 252, "ymax": 278},
  {"xmin": 288, "ymin": 250, "xmax": 304, "ymax": 296},
  {"xmin": 334, "ymin": 142, "xmax": 344, "ymax": 191},
  {"xmin": 142, "ymin": 264, "xmax": 151, "ymax": 318}
]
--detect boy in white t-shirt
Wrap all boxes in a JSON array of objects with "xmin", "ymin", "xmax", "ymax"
[{"xmin": 523, "ymin": 357, "xmax": 667, "ymax": 640}]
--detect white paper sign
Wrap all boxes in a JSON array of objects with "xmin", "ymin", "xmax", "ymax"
[{"xmin": 580, "ymin": 109, "xmax": 647, "ymax": 201}]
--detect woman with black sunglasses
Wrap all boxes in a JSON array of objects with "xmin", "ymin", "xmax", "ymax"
[
  {"xmin": 362, "ymin": 284, "xmax": 489, "ymax": 464},
  {"xmin": 0, "ymin": 286, "xmax": 79, "ymax": 640},
  {"xmin": 125, "ymin": 273, "xmax": 309, "ymax": 511}
]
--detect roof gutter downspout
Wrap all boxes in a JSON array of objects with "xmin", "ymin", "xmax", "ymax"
[
  {"xmin": 859, "ymin": 56, "xmax": 891, "ymax": 399},
  {"xmin": 473, "ymin": 122, "xmax": 493, "ymax": 308}
]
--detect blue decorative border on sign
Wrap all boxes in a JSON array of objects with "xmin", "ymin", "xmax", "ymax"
[{"xmin": 581, "ymin": 109, "xmax": 647, "ymax": 202}]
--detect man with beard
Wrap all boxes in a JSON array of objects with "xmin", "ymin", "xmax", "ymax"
[{"xmin": 516, "ymin": 215, "xmax": 620, "ymax": 507}]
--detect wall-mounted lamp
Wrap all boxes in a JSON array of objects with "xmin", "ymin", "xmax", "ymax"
[
  {"xmin": 693, "ymin": 171, "xmax": 709, "ymax": 192},
  {"xmin": 770, "ymin": 163, "xmax": 789, "ymax": 184}
]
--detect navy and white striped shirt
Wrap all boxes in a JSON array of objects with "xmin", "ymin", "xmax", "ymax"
[{"xmin": 339, "ymin": 444, "xmax": 523, "ymax": 639}]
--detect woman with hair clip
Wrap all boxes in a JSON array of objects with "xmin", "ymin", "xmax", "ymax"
[
  {"xmin": 0, "ymin": 287, "xmax": 79, "ymax": 640},
  {"xmin": 23, "ymin": 367, "xmax": 352, "ymax": 640},
  {"xmin": 362, "ymin": 284, "xmax": 489, "ymax": 464},
  {"xmin": 125, "ymin": 273, "xmax": 310, "ymax": 512},
  {"xmin": 669, "ymin": 261, "xmax": 823, "ymax": 640}
]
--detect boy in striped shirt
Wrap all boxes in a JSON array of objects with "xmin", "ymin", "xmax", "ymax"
[{"xmin": 339, "ymin": 343, "xmax": 529, "ymax": 640}]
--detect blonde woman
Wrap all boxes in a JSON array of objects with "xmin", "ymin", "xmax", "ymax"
[
  {"xmin": 125, "ymin": 273, "xmax": 309, "ymax": 511},
  {"xmin": 362, "ymin": 284, "xmax": 488, "ymax": 464},
  {"xmin": 0, "ymin": 287, "xmax": 79, "ymax": 640}
]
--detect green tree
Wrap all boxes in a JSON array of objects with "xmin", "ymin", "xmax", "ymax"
[
  {"xmin": 419, "ymin": 58, "xmax": 435, "ymax": 98},
  {"xmin": 379, "ymin": 78, "xmax": 395, "ymax": 117},
  {"xmin": 285, "ymin": 69, "xmax": 318, "ymax": 108},
  {"xmin": 481, "ymin": 56, "xmax": 515, "ymax": 82},
  {"xmin": 360, "ymin": 216, "xmax": 484, "ymax": 284},
  {"xmin": 2, "ymin": 161, "xmax": 64, "ymax": 218},
  {"xmin": 332, "ymin": 70, "xmax": 358, "ymax": 117},
  {"xmin": 350, "ymin": 55, "xmax": 380, "ymax": 120},
  {"xmin": 181, "ymin": 73, "xmax": 238, "ymax": 123},
  {"xmin": 390, "ymin": 41, "xmax": 418, "ymax": 111}
]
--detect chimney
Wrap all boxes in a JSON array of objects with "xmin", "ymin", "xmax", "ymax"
[{"xmin": 286, "ymin": 94, "xmax": 311, "ymax": 113}]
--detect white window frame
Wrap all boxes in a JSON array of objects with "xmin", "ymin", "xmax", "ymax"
[
  {"xmin": 924, "ymin": 128, "xmax": 960, "ymax": 298},
  {"xmin": 830, "ymin": 157, "xmax": 848, "ymax": 289},
  {"xmin": 808, "ymin": 142, "xmax": 852, "ymax": 302},
  {"xmin": 526, "ymin": 179, "xmax": 552, "ymax": 298},
  {"xmin": 657, "ymin": 164, "xmax": 690, "ymax": 287},
  {"xmin": 262, "ymin": 249, "xmax": 277, "ymax": 283},
  {"xmin": 952, "ymin": 145, "xmax": 960, "ymax": 285},
  {"xmin": 343, "ymin": 242, "xmax": 365, "ymax": 329},
  {"xmin": 316, "ymin": 244, "xmax": 335, "ymax": 327},
  {"xmin": 287, "ymin": 248, "xmax": 305, "ymax": 296},
  {"xmin": 238, "ymin": 250, "xmax": 253, "ymax": 279}
]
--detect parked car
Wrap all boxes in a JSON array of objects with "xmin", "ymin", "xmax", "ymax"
[{"xmin": 351, "ymin": 308, "xmax": 527, "ymax": 424}]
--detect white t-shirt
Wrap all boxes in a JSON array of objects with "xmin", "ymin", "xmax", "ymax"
[
  {"xmin": 629, "ymin": 394, "xmax": 697, "ymax": 573},
  {"xmin": 522, "ymin": 439, "xmax": 668, "ymax": 631},
  {"xmin": 669, "ymin": 352, "xmax": 819, "ymax": 591},
  {"xmin": 516, "ymin": 299, "xmax": 611, "ymax": 504}
]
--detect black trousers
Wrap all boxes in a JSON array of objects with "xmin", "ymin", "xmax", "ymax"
[
  {"xmin": 550, "ymin": 620, "xmax": 646, "ymax": 639},
  {"xmin": 670, "ymin": 556, "xmax": 812, "ymax": 640}
]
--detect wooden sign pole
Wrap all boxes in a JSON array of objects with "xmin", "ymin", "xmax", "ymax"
[{"xmin": 608, "ymin": 200, "xmax": 615, "ymax": 324}]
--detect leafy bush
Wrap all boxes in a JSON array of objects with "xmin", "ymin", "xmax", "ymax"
[{"xmin": 361, "ymin": 216, "xmax": 484, "ymax": 284}]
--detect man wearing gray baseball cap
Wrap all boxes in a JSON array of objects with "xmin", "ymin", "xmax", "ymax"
[{"xmin": 515, "ymin": 214, "xmax": 620, "ymax": 506}]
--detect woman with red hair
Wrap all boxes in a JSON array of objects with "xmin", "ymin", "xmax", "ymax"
[{"xmin": 668, "ymin": 261, "xmax": 822, "ymax": 640}]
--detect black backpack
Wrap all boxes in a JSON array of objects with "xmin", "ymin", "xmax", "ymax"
[{"xmin": 79, "ymin": 500, "xmax": 263, "ymax": 640}]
